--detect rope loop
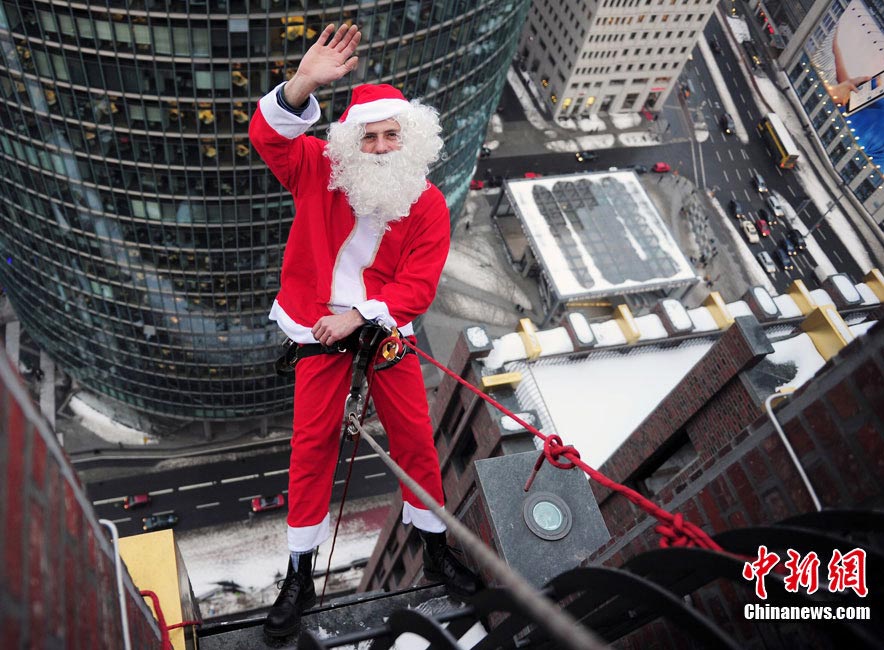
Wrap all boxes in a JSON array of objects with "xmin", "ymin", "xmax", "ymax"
[{"xmin": 544, "ymin": 434, "xmax": 579, "ymax": 470}]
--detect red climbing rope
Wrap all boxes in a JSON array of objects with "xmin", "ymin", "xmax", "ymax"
[
  {"xmin": 397, "ymin": 337, "xmax": 724, "ymax": 552},
  {"xmin": 140, "ymin": 590, "xmax": 200, "ymax": 650}
]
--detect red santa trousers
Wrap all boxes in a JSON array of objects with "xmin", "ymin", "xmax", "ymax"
[{"xmin": 287, "ymin": 342, "xmax": 444, "ymax": 541}]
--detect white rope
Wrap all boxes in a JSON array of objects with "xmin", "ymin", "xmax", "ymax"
[
  {"xmin": 764, "ymin": 393, "xmax": 822, "ymax": 511},
  {"xmin": 348, "ymin": 414, "xmax": 608, "ymax": 650}
]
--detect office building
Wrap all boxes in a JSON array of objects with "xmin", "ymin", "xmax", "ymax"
[
  {"xmin": 779, "ymin": 0, "xmax": 884, "ymax": 224},
  {"xmin": 518, "ymin": 0, "xmax": 718, "ymax": 117},
  {"xmin": 0, "ymin": 1, "xmax": 529, "ymax": 419}
]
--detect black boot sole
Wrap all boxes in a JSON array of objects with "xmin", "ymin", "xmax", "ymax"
[
  {"xmin": 423, "ymin": 569, "xmax": 480, "ymax": 600},
  {"xmin": 263, "ymin": 594, "xmax": 318, "ymax": 638}
]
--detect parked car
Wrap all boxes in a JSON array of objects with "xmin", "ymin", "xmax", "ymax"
[
  {"xmin": 787, "ymin": 228, "xmax": 807, "ymax": 251},
  {"xmin": 780, "ymin": 236, "xmax": 797, "ymax": 257},
  {"xmin": 710, "ymin": 35, "xmax": 722, "ymax": 55},
  {"xmin": 523, "ymin": 171, "xmax": 542, "ymax": 179},
  {"xmin": 755, "ymin": 217, "xmax": 771, "ymax": 237},
  {"xmin": 143, "ymin": 513, "xmax": 179, "ymax": 532},
  {"xmin": 756, "ymin": 251, "xmax": 777, "ymax": 275},
  {"xmin": 729, "ymin": 198, "xmax": 747, "ymax": 220},
  {"xmin": 575, "ymin": 150, "xmax": 598, "ymax": 163},
  {"xmin": 774, "ymin": 246, "xmax": 795, "ymax": 270},
  {"xmin": 469, "ymin": 179, "xmax": 485, "ymax": 190},
  {"xmin": 123, "ymin": 494, "xmax": 151, "ymax": 510},
  {"xmin": 741, "ymin": 220, "xmax": 760, "ymax": 244},
  {"xmin": 765, "ymin": 195, "xmax": 786, "ymax": 221},
  {"xmin": 751, "ymin": 172, "xmax": 768, "ymax": 193},
  {"xmin": 479, "ymin": 145, "xmax": 492, "ymax": 158},
  {"xmin": 720, "ymin": 113, "xmax": 736, "ymax": 135},
  {"xmin": 652, "ymin": 161, "xmax": 671, "ymax": 173},
  {"xmin": 251, "ymin": 494, "xmax": 285, "ymax": 513},
  {"xmin": 628, "ymin": 164, "xmax": 649, "ymax": 174},
  {"xmin": 485, "ymin": 176, "xmax": 503, "ymax": 188},
  {"xmin": 742, "ymin": 40, "xmax": 762, "ymax": 69}
]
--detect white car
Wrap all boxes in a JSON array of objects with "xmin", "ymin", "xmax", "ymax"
[
  {"xmin": 741, "ymin": 220, "xmax": 760, "ymax": 244},
  {"xmin": 756, "ymin": 251, "xmax": 777, "ymax": 275},
  {"xmin": 766, "ymin": 195, "xmax": 785, "ymax": 220}
]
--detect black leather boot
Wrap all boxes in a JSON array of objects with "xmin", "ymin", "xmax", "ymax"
[
  {"xmin": 264, "ymin": 552, "xmax": 317, "ymax": 638},
  {"xmin": 420, "ymin": 530, "xmax": 483, "ymax": 599}
]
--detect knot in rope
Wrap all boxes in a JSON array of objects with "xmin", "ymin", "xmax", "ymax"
[
  {"xmin": 544, "ymin": 434, "xmax": 579, "ymax": 470},
  {"xmin": 654, "ymin": 512, "xmax": 713, "ymax": 549}
]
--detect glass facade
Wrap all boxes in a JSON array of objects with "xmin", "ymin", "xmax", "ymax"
[
  {"xmin": 0, "ymin": 0, "xmax": 530, "ymax": 419},
  {"xmin": 784, "ymin": 0, "xmax": 884, "ymax": 222}
]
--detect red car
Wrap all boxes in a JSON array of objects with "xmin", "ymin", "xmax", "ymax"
[
  {"xmin": 651, "ymin": 162, "xmax": 671, "ymax": 173},
  {"xmin": 523, "ymin": 172, "xmax": 542, "ymax": 179},
  {"xmin": 755, "ymin": 217, "xmax": 771, "ymax": 237},
  {"xmin": 251, "ymin": 494, "xmax": 285, "ymax": 513},
  {"xmin": 469, "ymin": 179, "xmax": 484, "ymax": 190},
  {"xmin": 123, "ymin": 494, "xmax": 151, "ymax": 510}
]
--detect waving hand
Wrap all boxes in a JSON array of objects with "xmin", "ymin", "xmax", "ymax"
[{"xmin": 284, "ymin": 24, "xmax": 361, "ymax": 107}]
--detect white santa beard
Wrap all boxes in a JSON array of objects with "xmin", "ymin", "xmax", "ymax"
[{"xmin": 329, "ymin": 151, "xmax": 429, "ymax": 225}]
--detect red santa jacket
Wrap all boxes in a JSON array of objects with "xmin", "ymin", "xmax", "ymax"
[{"xmin": 249, "ymin": 84, "xmax": 450, "ymax": 343}]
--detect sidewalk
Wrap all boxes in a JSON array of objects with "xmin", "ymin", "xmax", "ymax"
[{"xmin": 484, "ymin": 66, "xmax": 690, "ymax": 160}]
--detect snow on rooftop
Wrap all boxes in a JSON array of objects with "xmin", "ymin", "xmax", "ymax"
[
  {"xmin": 753, "ymin": 287, "xmax": 779, "ymax": 316},
  {"xmin": 537, "ymin": 327, "xmax": 575, "ymax": 356},
  {"xmin": 773, "ymin": 295, "xmax": 803, "ymax": 318},
  {"xmin": 505, "ymin": 171, "xmax": 696, "ymax": 300},
  {"xmin": 765, "ymin": 333, "xmax": 827, "ymax": 392},
  {"xmin": 483, "ymin": 332, "xmax": 527, "ymax": 370},
  {"xmin": 591, "ymin": 320, "xmax": 627, "ymax": 346},
  {"xmin": 809, "ymin": 289, "xmax": 834, "ymax": 307},
  {"xmin": 520, "ymin": 340, "xmax": 713, "ymax": 467},
  {"xmin": 727, "ymin": 300, "xmax": 753, "ymax": 318},
  {"xmin": 635, "ymin": 314, "xmax": 668, "ymax": 340},
  {"xmin": 662, "ymin": 299, "xmax": 693, "ymax": 330},
  {"xmin": 850, "ymin": 320, "xmax": 876, "ymax": 338},
  {"xmin": 856, "ymin": 283, "xmax": 881, "ymax": 305},
  {"xmin": 687, "ymin": 307, "xmax": 720, "ymax": 332},
  {"xmin": 567, "ymin": 312, "xmax": 595, "ymax": 344},
  {"xmin": 466, "ymin": 326, "xmax": 490, "ymax": 349},
  {"xmin": 830, "ymin": 275, "xmax": 862, "ymax": 304}
]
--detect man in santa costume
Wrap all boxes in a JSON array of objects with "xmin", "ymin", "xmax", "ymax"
[{"xmin": 249, "ymin": 23, "xmax": 482, "ymax": 638}]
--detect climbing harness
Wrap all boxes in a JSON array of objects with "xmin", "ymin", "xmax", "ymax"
[{"xmin": 318, "ymin": 322, "xmax": 410, "ymax": 604}]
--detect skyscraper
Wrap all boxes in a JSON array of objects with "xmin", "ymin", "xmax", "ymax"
[
  {"xmin": 0, "ymin": 1, "xmax": 529, "ymax": 419},
  {"xmin": 518, "ymin": 0, "xmax": 717, "ymax": 118}
]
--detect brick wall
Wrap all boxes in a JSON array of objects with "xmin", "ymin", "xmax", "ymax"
[
  {"xmin": 588, "ymin": 320, "xmax": 883, "ymax": 648},
  {"xmin": 0, "ymin": 349, "xmax": 162, "ymax": 650}
]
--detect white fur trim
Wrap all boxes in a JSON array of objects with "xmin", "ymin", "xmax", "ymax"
[
  {"xmin": 402, "ymin": 503, "xmax": 446, "ymax": 533},
  {"xmin": 351, "ymin": 299, "xmax": 414, "ymax": 336},
  {"xmin": 344, "ymin": 98, "xmax": 410, "ymax": 124},
  {"xmin": 258, "ymin": 83, "xmax": 320, "ymax": 139},
  {"xmin": 330, "ymin": 218, "xmax": 381, "ymax": 315},
  {"xmin": 269, "ymin": 300, "xmax": 318, "ymax": 344},
  {"xmin": 287, "ymin": 514, "xmax": 331, "ymax": 553}
]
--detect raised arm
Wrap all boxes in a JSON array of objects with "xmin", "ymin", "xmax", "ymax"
[{"xmin": 283, "ymin": 24, "xmax": 361, "ymax": 107}]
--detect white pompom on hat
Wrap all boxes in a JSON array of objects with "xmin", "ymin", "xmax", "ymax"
[{"xmin": 339, "ymin": 83, "xmax": 410, "ymax": 124}]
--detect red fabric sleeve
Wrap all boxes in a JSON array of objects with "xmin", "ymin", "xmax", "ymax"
[{"xmin": 368, "ymin": 189, "xmax": 451, "ymax": 325}]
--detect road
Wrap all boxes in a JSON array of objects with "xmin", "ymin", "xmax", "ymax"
[
  {"xmin": 481, "ymin": 13, "xmax": 868, "ymax": 295},
  {"xmin": 87, "ymin": 436, "xmax": 398, "ymax": 537}
]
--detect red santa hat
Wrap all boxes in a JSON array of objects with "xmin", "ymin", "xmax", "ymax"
[{"xmin": 339, "ymin": 84, "xmax": 410, "ymax": 124}]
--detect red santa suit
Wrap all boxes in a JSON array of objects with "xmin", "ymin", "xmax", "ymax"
[{"xmin": 249, "ymin": 83, "xmax": 450, "ymax": 553}]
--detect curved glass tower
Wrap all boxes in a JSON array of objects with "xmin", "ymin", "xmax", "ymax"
[{"xmin": 0, "ymin": 0, "xmax": 530, "ymax": 419}]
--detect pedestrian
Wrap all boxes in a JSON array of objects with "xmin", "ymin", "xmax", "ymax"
[{"xmin": 250, "ymin": 24, "xmax": 481, "ymax": 639}]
